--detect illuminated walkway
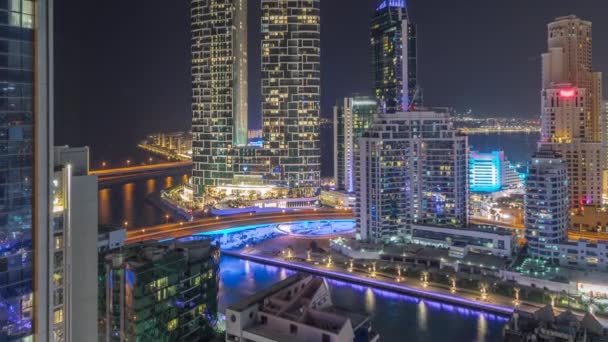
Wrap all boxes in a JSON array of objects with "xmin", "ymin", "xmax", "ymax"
[
  {"xmin": 125, "ymin": 209, "xmax": 354, "ymax": 244},
  {"xmin": 222, "ymin": 250, "xmax": 517, "ymax": 316}
]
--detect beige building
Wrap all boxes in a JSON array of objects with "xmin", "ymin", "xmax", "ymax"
[
  {"xmin": 225, "ymin": 274, "xmax": 379, "ymax": 342},
  {"xmin": 540, "ymin": 15, "xmax": 605, "ymax": 206}
]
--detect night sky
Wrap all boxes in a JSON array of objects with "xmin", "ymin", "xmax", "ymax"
[{"xmin": 54, "ymin": 0, "xmax": 608, "ymax": 163}]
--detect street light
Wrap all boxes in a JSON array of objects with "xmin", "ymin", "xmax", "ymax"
[
  {"xmin": 450, "ymin": 277, "xmax": 457, "ymax": 294},
  {"xmin": 102, "ymin": 161, "xmax": 107, "ymax": 168},
  {"xmin": 514, "ymin": 287, "xmax": 521, "ymax": 306},
  {"xmin": 123, "ymin": 221, "xmax": 129, "ymax": 229},
  {"xmin": 126, "ymin": 159, "xmax": 131, "ymax": 166},
  {"xmin": 421, "ymin": 271, "xmax": 429, "ymax": 288},
  {"xmin": 480, "ymin": 283, "xmax": 488, "ymax": 301},
  {"xmin": 165, "ymin": 214, "xmax": 170, "ymax": 224}
]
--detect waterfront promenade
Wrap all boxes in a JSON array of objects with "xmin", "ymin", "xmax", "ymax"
[
  {"xmin": 222, "ymin": 237, "xmax": 534, "ymax": 316},
  {"xmin": 222, "ymin": 236, "xmax": 608, "ymax": 321}
]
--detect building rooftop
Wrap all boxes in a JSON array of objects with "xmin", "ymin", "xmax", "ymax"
[{"xmin": 229, "ymin": 274, "xmax": 373, "ymax": 335}]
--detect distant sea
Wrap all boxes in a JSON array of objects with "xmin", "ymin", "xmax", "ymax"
[
  {"xmin": 319, "ymin": 129, "xmax": 540, "ymax": 177},
  {"xmin": 467, "ymin": 132, "xmax": 540, "ymax": 165}
]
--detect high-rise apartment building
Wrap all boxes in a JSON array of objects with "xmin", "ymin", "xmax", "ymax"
[
  {"xmin": 51, "ymin": 146, "xmax": 99, "ymax": 341},
  {"xmin": 101, "ymin": 240, "xmax": 219, "ymax": 342},
  {"xmin": 356, "ymin": 111, "xmax": 468, "ymax": 243},
  {"xmin": 371, "ymin": 0, "xmax": 421, "ymax": 113},
  {"xmin": 191, "ymin": 0, "xmax": 248, "ymax": 201},
  {"xmin": 540, "ymin": 15, "xmax": 604, "ymax": 206},
  {"xmin": 0, "ymin": 0, "xmax": 53, "ymax": 339},
  {"xmin": 524, "ymin": 146, "xmax": 570, "ymax": 262},
  {"xmin": 334, "ymin": 96, "xmax": 376, "ymax": 192},
  {"xmin": 261, "ymin": 0, "xmax": 321, "ymax": 195}
]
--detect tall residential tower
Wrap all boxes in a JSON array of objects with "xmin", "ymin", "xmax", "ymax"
[
  {"xmin": 540, "ymin": 15, "xmax": 604, "ymax": 206},
  {"xmin": 261, "ymin": 0, "xmax": 321, "ymax": 195},
  {"xmin": 371, "ymin": 0, "xmax": 421, "ymax": 113},
  {"xmin": 191, "ymin": 0, "xmax": 248, "ymax": 200},
  {"xmin": 356, "ymin": 111, "xmax": 468, "ymax": 243},
  {"xmin": 334, "ymin": 96, "xmax": 376, "ymax": 192},
  {"xmin": 525, "ymin": 146, "xmax": 570, "ymax": 262},
  {"xmin": 0, "ymin": 0, "xmax": 54, "ymax": 339}
]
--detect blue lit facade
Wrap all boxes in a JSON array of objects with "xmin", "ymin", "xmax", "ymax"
[
  {"xmin": 0, "ymin": 0, "xmax": 37, "ymax": 339},
  {"xmin": 469, "ymin": 151, "xmax": 503, "ymax": 192}
]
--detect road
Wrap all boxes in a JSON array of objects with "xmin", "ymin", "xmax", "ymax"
[
  {"xmin": 125, "ymin": 209, "xmax": 354, "ymax": 244},
  {"xmin": 124, "ymin": 207, "xmax": 608, "ymax": 244},
  {"xmin": 91, "ymin": 161, "xmax": 192, "ymax": 185},
  {"xmin": 459, "ymin": 127, "xmax": 540, "ymax": 134},
  {"xmin": 471, "ymin": 218, "xmax": 608, "ymax": 242}
]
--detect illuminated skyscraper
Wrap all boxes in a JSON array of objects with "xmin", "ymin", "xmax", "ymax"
[
  {"xmin": 356, "ymin": 111, "xmax": 468, "ymax": 243},
  {"xmin": 0, "ymin": 0, "xmax": 54, "ymax": 339},
  {"xmin": 525, "ymin": 146, "xmax": 570, "ymax": 262},
  {"xmin": 371, "ymin": 0, "xmax": 421, "ymax": 113},
  {"xmin": 51, "ymin": 146, "xmax": 99, "ymax": 341},
  {"xmin": 261, "ymin": 0, "xmax": 321, "ymax": 195},
  {"xmin": 540, "ymin": 15, "xmax": 604, "ymax": 206},
  {"xmin": 191, "ymin": 0, "xmax": 248, "ymax": 200},
  {"xmin": 334, "ymin": 96, "xmax": 376, "ymax": 192}
]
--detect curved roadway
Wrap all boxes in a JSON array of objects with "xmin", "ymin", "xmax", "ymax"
[
  {"xmin": 125, "ymin": 209, "xmax": 354, "ymax": 244},
  {"xmin": 124, "ymin": 209, "xmax": 608, "ymax": 244}
]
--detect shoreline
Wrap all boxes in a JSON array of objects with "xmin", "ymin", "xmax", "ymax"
[{"xmin": 222, "ymin": 249, "xmax": 517, "ymax": 316}]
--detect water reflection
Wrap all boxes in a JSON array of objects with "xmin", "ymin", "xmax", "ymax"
[
  {"xmin": 165, "ymin": 176, "xmax": 173, "ymax": 189},
  {"xmin": 122, "ymin": 183, "xmax": 135, "ymax": 225},
  {"xmin": 99, "ymin": 188, "xmax": 111, "ymax": 225},
  {"xmin": 146, "ymin": 179, "xmax": 156, "ymax": 194},
  {"xmin": 477, "ymin": 313, "xmax": 488, "ymax": 342},
  {"xmin": 219, "ymin": 256, "xmax": 508, "ymax": 342},
  {"xmin": 418, "ymin": 300, "xmax": 428, "ymax": 331},
  {"xmin": 97, "ymin": 175, "xmax": 188, "ymax": 228},
  {"xmin": 364, "ymin": 287, "xmax": 376, "ymax": 313}
]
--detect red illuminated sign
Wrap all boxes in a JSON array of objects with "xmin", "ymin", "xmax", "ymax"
[{"xmin": 559, "ymin": 89, "xmax": 576, "ymax": 98}]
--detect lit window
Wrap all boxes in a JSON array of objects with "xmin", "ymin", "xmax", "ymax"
[{"xmin": 167, "ymin": 318, "xmax": 178, "ymax": 331}]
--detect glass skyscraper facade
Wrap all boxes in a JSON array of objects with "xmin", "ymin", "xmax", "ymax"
[
  {"xmin": 371, "ymin": 0, "xmax": 420, "ymax": 113},
  {"xmin": 0, "ymin": 0, "xmax": 37, "ymax": 339},
  {"xmin": 191, "ymin": 0, "xmax": 248, "ymax": 201},
  {"xmin": 261, "ymin": 0, "xmax": 321, "ymax": 195}
]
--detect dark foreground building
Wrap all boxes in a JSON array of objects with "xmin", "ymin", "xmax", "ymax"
[{"xmin": 100, "ymin": 240, "xmax": 219, "ymax": 341}]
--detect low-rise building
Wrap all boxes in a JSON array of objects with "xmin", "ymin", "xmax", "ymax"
[
  {"xmin": 409, "ymin": 223, "xmax": 515, "ymax": 257},
  {"xmin": 225, "ymin": 274, "xmax": 379, "ymax": 342},
  {"xmin": 504, "ymin": 305, "xmax": 607, "ymax": 341},
  {"xmin": 319, "ymin": 190, "xmax": 356, "ymax": 209},
  {"xmin": 556, "ymin": 240, "xmax": 608, "ymax": 270}
]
